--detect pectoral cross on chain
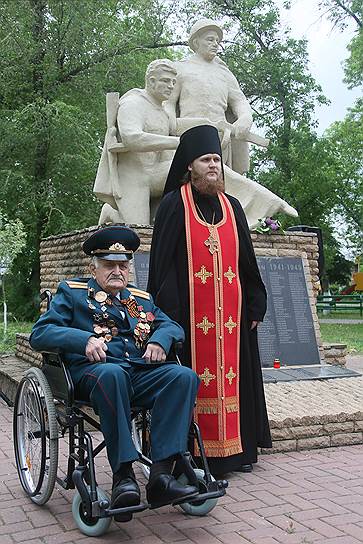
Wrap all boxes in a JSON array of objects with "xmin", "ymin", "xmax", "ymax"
[{"xmin": 204, "ymin": 232, "xmax": 219, "ymax": 255}]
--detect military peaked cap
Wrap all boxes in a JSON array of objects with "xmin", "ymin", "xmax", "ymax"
[{"xmin": 83, "ymin": 226, "xmax": 140, "ymax": 261}]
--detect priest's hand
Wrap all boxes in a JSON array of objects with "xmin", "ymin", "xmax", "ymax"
[
  {"xmin": 143, "ymin": 343, "xmax": 167, "ymax": 363},
  {"xmin": 250, "ymin": 321, "xmax": 260, "ymax": 330},
  {"xmin": 86, "ymin": 336, "xmax": 108, "ymax": 362}
]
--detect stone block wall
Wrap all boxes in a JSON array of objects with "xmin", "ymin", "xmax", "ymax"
[
  {"xmin": 40, "ymin": 227, "xmax": 320, "ymax": 292},
  {"xmin": 38, "ymin": 226, "xmax": 323, "ymax": 358},
  {"xmin": 15, "ymin": 333, "xmax": 42, "ymax": 367},
  {"xmin": 265, "ymin": 416, "xmax": 363, "ymax": 454},
  {"xmin": 323, "ymin": 343, "xmax": 348, "ymax": 366}
]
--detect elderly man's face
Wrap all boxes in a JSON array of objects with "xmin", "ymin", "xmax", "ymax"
[
  {"xmin": 90, "ymin": 259, "xmax": 130, "ymax": 295},
  {"xmin": 149, "ymin": 69, "xmax": 177, "ymax": 102},
  {"xmin": 194, "ymin": 30, "xmax": 220, "ymax": 60}
]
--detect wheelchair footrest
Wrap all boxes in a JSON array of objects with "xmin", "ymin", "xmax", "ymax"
[
  {"xmin": 188, "ymin": 488, "xmax": 226, "ymax": 503},
  {"xmin": 102, "ymin": 503, "xmax": 149, "ymax": 517}
]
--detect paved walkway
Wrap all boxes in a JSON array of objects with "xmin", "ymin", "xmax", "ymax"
[{"xmin": 1, "ymin": 398, "xmax": 363, "ymax": 544}]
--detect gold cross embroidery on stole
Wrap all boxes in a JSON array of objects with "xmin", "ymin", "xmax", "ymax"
[
  {"xmin": 225, "ymin": 366, "xmax": 237, "ymax": 385},
  {"xmin": 224, "ymin": 315, "xmax": 237, "ymax": 334},
  {"xmin": 199, "ymin": 367, "xmax": 216, "ymax": 386},
  {"xmin": 194, "ymin": 265, "xmax": 213, "ymax": 284},
  {"xmin": 196, "ymin": 316, "xmax": 215, "ymax": 335},
  {"xmin": 224, "ymin": 266, "xmax": 236, "ymax": 284}
]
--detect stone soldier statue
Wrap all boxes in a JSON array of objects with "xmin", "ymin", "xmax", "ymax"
[
  {"xmin": 164, "ymin": 18, "xmax": 298, "ymax": 226},
  {"xmin": 93, "ymin": 28, "xmax": 298, "ymax": 227},
  {"xmin": 94, "ymin": 59, "xmax": 179, "ymax": 225}
]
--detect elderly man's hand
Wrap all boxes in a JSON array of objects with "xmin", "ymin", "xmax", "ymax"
[
  {"xmin": 142, "ymin": 343, "xmax": 167, "ymax": 363},
  {"xmin": 85, "ymin": 336, "xmax": 108, "ymax": 362}
]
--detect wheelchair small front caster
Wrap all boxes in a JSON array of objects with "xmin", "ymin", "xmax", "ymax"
[
  {"xmin": 72, "ymin": 487, "xmax": 112, "ymax": 536},
  {"xmin": 177, "ymin": 468, "xmax": 218, "ymax": 516}
]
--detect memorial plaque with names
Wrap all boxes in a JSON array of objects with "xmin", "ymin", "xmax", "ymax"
[
  {"xmin": 256, "ymin": 256, "xmax": 320, "ymax": 367},
  {"xmin": 133, "ymin": 252, "xmax": 150, "ymax": 291}
]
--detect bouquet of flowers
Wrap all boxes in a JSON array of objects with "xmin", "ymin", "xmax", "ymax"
[{"xmin": 255, "ymin": 217, "xmax": 284, "ymax": 234}]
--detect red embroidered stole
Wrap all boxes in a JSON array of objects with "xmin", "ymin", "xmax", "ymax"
[{"xmin": 181, "ymin": 183, "xmax": 243, "ymax": 457}]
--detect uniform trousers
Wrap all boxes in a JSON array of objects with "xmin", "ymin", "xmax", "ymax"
[{"xmin": 76, "ymin": 361, "xmax": 199, "ymax": 473}]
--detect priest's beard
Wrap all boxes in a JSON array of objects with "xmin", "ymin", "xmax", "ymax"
[{"xmin": 190, "ymin": 172, "xmax": 225, "ymax": 196}]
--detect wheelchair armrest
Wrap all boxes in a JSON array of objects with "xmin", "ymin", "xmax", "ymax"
[
  {"xmin": 174, "ymin": 341, "xmax": 183, "ymax": 356},
  {"xmin": 42, "ymin": 352, "xmax": 75, "ymax": 406},
  {"xmin": 167, "ymin": 341, "xmax": 184, "ymax": 364}
]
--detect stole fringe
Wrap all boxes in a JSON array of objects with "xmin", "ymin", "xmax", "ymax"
[
  {"xmin": 196, "ymin": 405, "xmax": 218, "ymax": 414},
  {"xmin": 225, "ymin": 403, "xmax": 239, "ymax": 413},
  {"xmin": 194, "ymin": 438, "xmax": 243, "ymax": 458}
]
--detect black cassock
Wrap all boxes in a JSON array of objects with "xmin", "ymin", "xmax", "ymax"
[{"xmin": 148, "ymin": 186, "xmax": 272, "ymax": 474}]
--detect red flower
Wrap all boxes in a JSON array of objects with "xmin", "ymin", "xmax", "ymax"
[{"xmin": 146, "ymin": 312, "xmax": 155, "ymax": 322}]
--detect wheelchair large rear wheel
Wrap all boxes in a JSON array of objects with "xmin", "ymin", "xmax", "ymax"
[
  {"xmin": 177, "ymin": 469, "xmax": 218, "ymax": 516},
  {"xmin": 13, "ymin": 367, "xmax": 59, "ymax": 505}
]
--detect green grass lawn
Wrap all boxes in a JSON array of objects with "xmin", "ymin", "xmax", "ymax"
[
  {"xmin": 0, "ymin": 321, "xmax": 33, "ymax": 354},
  {"xmin": 319, "ymin": 322, "xmax": 363, "ymax": 353}
]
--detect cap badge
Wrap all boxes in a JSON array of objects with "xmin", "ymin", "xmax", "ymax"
[{"xmin": 109, "ymin": 242, "xmax": 126, "ymax": 251}]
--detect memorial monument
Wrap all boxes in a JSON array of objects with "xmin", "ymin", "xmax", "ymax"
[{"xmin": 93, "ymin": 19, "xmax": 298, "ymax": 227}]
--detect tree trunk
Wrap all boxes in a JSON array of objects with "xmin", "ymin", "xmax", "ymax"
[{"xmin": 29, "ymin": 0, "xmax": 50, "ymax": 298}]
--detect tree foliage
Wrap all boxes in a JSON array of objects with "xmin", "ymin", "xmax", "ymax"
[
  {"xmin": 0, "ymin": 0, "xmax": 360, "ymax": 315},
  {"xmin": 0, "ymin": 0, "xmax": 179, "ymax": 318},
  {"xmin": 0, "ymin": 212, "xmax": 27, "ymax": 271},
  {"xmin": 324, "ymin": 99, "xmax": 363, "ymax": 254},
  {"xmin": 319, "ymin": 0, "xmax": 362, "ymax": 87}
]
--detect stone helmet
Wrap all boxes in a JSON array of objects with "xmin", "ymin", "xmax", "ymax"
[{"xmin": 188, "ymin": 18, "xmax": 223, "ymax": 52}]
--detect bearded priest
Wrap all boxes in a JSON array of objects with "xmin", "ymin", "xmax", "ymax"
[{"xmin": 148, "ymin": 125, "xmax": 272, "ymax": 475}]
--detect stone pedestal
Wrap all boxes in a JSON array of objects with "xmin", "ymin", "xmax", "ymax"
[{"xmin": 323, "ymin": 343, "xmax": 348, "ymax": 366}]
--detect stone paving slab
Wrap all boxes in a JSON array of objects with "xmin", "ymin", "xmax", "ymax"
[{"xmin": 1, "ymin": 398, "xmax": 363, "ymax": 543}]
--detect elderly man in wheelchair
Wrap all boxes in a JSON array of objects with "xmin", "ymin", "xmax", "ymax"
[{"xmin": 13, "ymin": 225, "xmax": 227, "ymax": 536}]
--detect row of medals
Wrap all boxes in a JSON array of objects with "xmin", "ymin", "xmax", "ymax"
[
  {"xmin": 88, "ymin": 288, "xmax": 154, "ymax": 348},
  {"xmin": 88, "ymin": 289, "xmax": 117, "ymax": 342}
]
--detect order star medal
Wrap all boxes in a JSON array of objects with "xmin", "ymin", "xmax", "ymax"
[{"xmin": 95, "ymin": 291, "xmax": 107, "ymax": 303}]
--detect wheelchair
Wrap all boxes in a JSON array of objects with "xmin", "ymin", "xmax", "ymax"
[{"xmin": 13, "ymin": 290, "xmax": 228, "ymax": 537}]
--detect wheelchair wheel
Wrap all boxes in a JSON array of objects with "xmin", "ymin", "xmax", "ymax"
[
  {"xmin": 13, "ymin": 367, "xmax": 59, "ymax": 505},
  {"xmin": 177, "ymin": 468, "xmax": 218, "ymax": 516},
  {"xmin": 72, "ymin": 487, "xmax": 112, "ymax": 536},
  {"xmin": 131, "ymin": 411, "xmax": 151, "ymax": 479}
]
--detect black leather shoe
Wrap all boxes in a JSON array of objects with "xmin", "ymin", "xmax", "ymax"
[
  {"xmin": 146, "ymin": 473, "xmax": 199, "ymax": 509},
  {"xmin": 111, "ymin": 477, "xmax": 140, "ymax": 522},
  {"xmin": 240, "ymin": 464, "xmax": 253, "ymax": 473}
]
